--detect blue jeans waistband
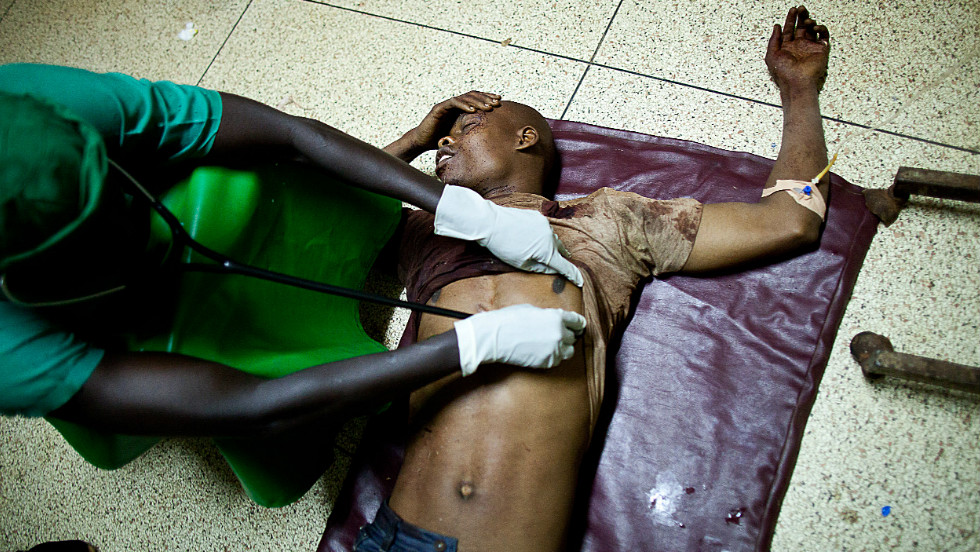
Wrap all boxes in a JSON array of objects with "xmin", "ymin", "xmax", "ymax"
[{"xmin": 355, "ymin": 500, "xmax": 458, "ymax": 552}]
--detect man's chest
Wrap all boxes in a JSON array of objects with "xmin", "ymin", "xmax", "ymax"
[{"xmin": 417, "ymin": 271, "xmax": 585, "ymax": 342}]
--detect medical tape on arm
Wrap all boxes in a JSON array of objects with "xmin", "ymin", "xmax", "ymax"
[{"xmin": 762, "ymin": 180, "xmax": 826, "ymax": 221}]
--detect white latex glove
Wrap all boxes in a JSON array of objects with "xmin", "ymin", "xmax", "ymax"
[
  {"xmin": 453, "ymin": 304, "xmax": 587, "ymax": 376},
  {"xmin": 434, "ymin": 185, "xmax": 585, "ymax": 287}
]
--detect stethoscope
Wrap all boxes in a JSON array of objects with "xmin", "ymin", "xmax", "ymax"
[{"xmin": 0, "ymin": 160, "xmax": 470, "ymax": 320}]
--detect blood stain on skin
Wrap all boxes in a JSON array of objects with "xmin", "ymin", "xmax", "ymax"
[{"xmin": 552, "ymin": 276, "xmax": 566, "ymax": 295}]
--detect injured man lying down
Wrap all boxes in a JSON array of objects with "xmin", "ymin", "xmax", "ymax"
[{"xmin": 355, "ymin": 6, "xmax": 831, "ymax": 551}]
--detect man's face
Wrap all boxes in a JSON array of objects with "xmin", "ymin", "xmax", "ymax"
[{"xmin": 434, "ymin": 106, "xmax": 519, "ymax": 194}]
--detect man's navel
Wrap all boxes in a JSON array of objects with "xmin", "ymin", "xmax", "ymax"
[{"xmin": 458, "ymin": 480, "xmax": 476, "ymax": 500}]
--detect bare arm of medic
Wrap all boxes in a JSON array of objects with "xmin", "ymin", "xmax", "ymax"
[
  {"xmin": 208, "ymin": 92, "xmax": 446, "ymax": 212},
  {"xmin": 49, "ymin": 300, "xmax": 584, "ymax": 437},
  {"xmin": 682, "ymin": 6, "xmax": 831, "ymax": 272},
  {"xmin": 44, "ymin": 86, "xmax": 589, "ymax": 435},
  {"xmin": 50, "ymin": 332, "xmax": 461, "ymax": 437},
  {"xmin": 43, "ymin": 94, "xmax": 461, "ymax": 435},
  {"xmin": 216, "ymin": 91, "xmax": 583, "ymax": 285}
]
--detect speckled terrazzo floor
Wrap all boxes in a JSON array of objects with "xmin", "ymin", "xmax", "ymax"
[{"xmin": 1, "ymin": 1, "xmax": 978, "ymax": 551}]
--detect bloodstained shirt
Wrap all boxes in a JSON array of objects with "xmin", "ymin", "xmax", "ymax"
[{"xmin": 397, "ymin": 187, "xmax": 702, "ymax": 428}]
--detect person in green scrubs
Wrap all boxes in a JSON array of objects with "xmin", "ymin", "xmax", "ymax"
[{"xmin": 0, "ymin": 63, "xmax": 586, "ymax": 436}]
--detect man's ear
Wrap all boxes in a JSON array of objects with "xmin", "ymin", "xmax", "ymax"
[{"xmin": 516, "ymin": 125, "xmax": 540, "ymax": 151}]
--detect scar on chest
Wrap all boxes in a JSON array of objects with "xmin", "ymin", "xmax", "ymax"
[{"xmin": 552, "ymin": 276, "xmax": 566, "ymax": 295}]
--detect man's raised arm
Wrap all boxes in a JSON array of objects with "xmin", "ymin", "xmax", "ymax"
[
  {"xmin": 682, "ymin": 5, "xmax": 831, "ymax": 272},
  {"xmin": 383, "ymin": 91, "xmax": 501, "ymax": 162}
]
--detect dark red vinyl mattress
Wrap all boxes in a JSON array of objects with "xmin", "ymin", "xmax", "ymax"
[{"xmin": 319, "ymin": 119, "xmax": 878, "ymax": 551}]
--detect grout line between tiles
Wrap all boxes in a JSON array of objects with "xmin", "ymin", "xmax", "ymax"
[
  {"xmin": 303, "ymin": 0, "xmax": 584, "ymax": 62},
  {"xmin": 196, "ymin": 0, "xmax": 254, "ymax": 87},
  {"xmin": 824, "ymin": 120, "xmax": 979, "ymax": 155},
  {"xmin": 560, "ymin": 0, "xmax": 625, "ymax": 120},
  {"xmin": 0, "ymin": 0, "xmax": 15, "ymax": 23},
  {"xmin": 560, "ymin": 65, "xmax": 591, "ymax": 121},
  {"xmin": 297, "ymin": 0, "xmax": 978, "ymax": 156},
  {"xmin": 591, "ymin": 63, "xmax": 980, "ymax": 155}
]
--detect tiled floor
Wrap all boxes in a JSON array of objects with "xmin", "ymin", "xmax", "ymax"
[{"xmin": 1, "ymin": 0, "xmax": 978, "ymax": 550}]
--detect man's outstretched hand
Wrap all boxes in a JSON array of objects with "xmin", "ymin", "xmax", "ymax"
[{"xmin": 765, "ymin": 6, "xmax": 830, "ymax": 93}]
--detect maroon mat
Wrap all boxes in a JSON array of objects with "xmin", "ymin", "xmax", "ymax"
[{"xmin": 319, "ymin": 120, "xmax": 878, "ymax": 551}]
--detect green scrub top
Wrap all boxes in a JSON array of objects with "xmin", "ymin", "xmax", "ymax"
[
  {"xmin": 0, "ymin": 63, "xmax": 403, "ymax": 507},
  {"xmin": 0, "ymin": 63, "xmax": 222, "ymax": 163},
  {"xmin": 0, "ymin": 63, "xmax": 222, "ymax": 417}
]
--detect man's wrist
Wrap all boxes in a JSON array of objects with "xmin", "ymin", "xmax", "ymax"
[
  {"xmin": 779, "ymin": 85, "xmax": 822, "ymax": 110},
  {"xmin": 779, "ymin": 81, "xmax": 822, "ymax": 101},
  {"xmin": 384, "ymin": 131, "xmax": 425, "ymax": 162}
]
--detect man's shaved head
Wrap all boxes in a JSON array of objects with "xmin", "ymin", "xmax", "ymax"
[
  {"xmin": 496, "ymin": 101, "xmax": 558, "ymax": 196},
  {"xmin": 435, "ymin": 100, "xmax": 559, "ymax": 198}
]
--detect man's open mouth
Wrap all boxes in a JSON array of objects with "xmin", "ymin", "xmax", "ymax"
[{"xmin": 435, "ymin": 150, "xmax": 454, "ymax": 170}]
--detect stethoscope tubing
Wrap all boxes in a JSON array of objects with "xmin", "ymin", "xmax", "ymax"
[{"xmin": 116, "ymin": 160, "xmax": 471, "ymax": 320}]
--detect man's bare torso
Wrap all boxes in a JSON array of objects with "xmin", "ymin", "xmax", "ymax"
[{"xmin": 389, "ymin": 271, "xmax": 591, "ymax": 551}]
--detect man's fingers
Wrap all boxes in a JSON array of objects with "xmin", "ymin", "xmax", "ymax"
[
  {"xmin": 767, "ymin": 23, "xmax": 782, "ymax": 54},
  {"xmin": 798, "ymin": 17, "xmax": 812, "ymax": 37},
  {"xmin": 436, "ymin": 92, "xmax": 501, "ymax": 119},
  {"xmin": 782, "ymin": 7, "xmax": 797, "ymax": 39},
  {"xmin": 814, "ymin": 24, "xmax": 830, "ymax": 45},
  {"xmin": 450, "ymin": 97, "xmax": 484, "ymax": 112},
  {"xmin": 451, "ymin": 100, "xmax": 477, "ymax": 112},
  {"xmin": 796, "ymin": 6, "xmax": 810, "ymax": 27},
  {"xmin": 462, "ymin": 90, "xmax": 501, "ymax": 102},
  {"xmin": 796, "ymin": 6, "xmax": 810, "ymax": 25},
  {"xmin": 458, "ymin": 91, "xmax": 501, "ymax": 110}
]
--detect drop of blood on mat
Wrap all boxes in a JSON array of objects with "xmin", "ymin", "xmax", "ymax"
[
  {"xmin": 725, "ymin": 508, "xmax": 745, "ymax": 525},
  {"xmin": 684, "ymin": 487, "xmax": 696, "ymax": 494}
]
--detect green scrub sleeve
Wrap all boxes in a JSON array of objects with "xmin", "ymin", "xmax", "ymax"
[
  {"xmin": 0, "ymin": 302, "xmax": 104, "ymax": 417},
  {"xmin": 0, "ymin": 63, "xmax": 222, "ymax": 163}
]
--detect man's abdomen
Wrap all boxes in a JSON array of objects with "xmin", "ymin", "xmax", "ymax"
[{"xmin": 389, "ymin": 272, "xmax": 591, "ymax": 551}]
